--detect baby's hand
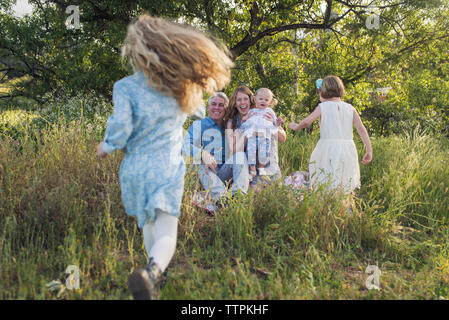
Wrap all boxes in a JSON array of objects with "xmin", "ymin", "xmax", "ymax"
[{"xmin": 241, "ymin": 115, "xmax": 249, "ymax": 122}]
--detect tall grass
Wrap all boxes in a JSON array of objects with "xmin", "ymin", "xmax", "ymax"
[{"xmin": 0, "ymin": 110, "xmax": 448, "ymax": 299}]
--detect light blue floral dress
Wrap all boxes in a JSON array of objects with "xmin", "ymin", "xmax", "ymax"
[{"xmin": 102, "ymin": 71, "xmax": 188, "ymax": 228}]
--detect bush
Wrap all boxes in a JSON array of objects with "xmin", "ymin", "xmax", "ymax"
[
  {"xmin": 30, "ymin": 93, "xmax": 112, "ymax": 139},
  {"xmin": 0, "ymin": 93, "xmax": 112, "ymax": 143}
]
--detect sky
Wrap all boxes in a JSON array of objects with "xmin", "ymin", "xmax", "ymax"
[{"xmin": 12, "ymin": 0, "xmax": 34, "ymax": 17}]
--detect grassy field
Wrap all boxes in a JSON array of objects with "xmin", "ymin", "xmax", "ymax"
[{"xmin": 0, "ymin": 108, "xmax": 448, "ymax": 300}]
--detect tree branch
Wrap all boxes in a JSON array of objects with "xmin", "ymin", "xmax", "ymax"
[
  {"xmin": 231, "ymin": 21, "xmax": 331, "ymax": 58},
  {"xmin": 230, "ymin": 0, "xmax": 340, "ymax": 59},
  {"xmin": 334, "ymin": 0, "xmax": 408, "ymax": 9}
]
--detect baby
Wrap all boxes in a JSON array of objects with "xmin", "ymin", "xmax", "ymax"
[{"xmin": 240, "ymin": 88, "xmax": 277, "ymax": 178}]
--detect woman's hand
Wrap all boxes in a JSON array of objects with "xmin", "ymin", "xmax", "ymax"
[
  {"xmin": 276, "ymin": 116, "xmax": 284, "ymax": 127},
  {"xmin": 263, "ymin": 112, "xmax": 274, "ymax": 123},
  {"xmin": 277, "ymin": 126, "xmax": 287, "ymax": 143},
  {"xmin": 97, "ymin": 142, "xmax": 108, "ymax": 158}
]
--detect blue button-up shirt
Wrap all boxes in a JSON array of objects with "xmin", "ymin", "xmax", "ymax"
[{"xmin": 182, "ymin": 117, "xmax": 227, "ymax": 169}]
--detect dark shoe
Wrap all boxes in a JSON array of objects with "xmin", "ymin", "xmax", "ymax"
[
  {"xmin": 215, "ymin": 195, "xmax": 232, "ymax": 210},
  {"xmin": 128, "ymin": 259, "xmax": 163, "ymax": 300},
  {"xmin": 159, "ymin": 268, "xmax": 168, "ymax": 289}
]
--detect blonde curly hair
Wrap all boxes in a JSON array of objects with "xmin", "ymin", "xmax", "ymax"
[
  {"xmin": 255, "ymin": 88, "xmax": 278, "ymax": 106},
  {"xmin": 121, "ymin": 14, "xmax": 234, "ymax": 114}
]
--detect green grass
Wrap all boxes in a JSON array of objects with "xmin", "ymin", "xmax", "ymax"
[{"xmin": 0, "ymin": 109, "xmax": 448, "ymax": 300}]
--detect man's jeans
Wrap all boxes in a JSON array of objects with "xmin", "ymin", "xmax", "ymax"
[{"xmin": 198, "ymin": 151, "xmax": 249, "ymax": 201}]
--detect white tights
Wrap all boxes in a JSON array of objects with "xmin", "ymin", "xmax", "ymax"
[{"xmin": 142, "ymin": 210, "xmax": 178, "ymax": 272}]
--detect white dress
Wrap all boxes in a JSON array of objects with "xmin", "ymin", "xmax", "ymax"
[{"xmin": 309, "ymin": 101, "xmax": 360, "ymax": 193}]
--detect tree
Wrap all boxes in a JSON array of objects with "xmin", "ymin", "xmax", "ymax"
[{"xmin": 1, "ymin": 0, "xmax": 448, "ymax": 135}]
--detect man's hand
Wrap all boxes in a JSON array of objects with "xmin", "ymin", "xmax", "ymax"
[
  {"xmin": 202, "ymin": 150, "xmax": 217, "ymax": 174},
  {"xmin": 97, "ymin": 142, "xmax": 108, "ymax": 158}
]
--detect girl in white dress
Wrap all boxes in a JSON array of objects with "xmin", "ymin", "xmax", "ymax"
[{"xmin": 289, "ymin": 76, "xmax": 372, "ymax": 193}]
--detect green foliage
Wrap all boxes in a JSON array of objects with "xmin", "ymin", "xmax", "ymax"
[
  {"xmin": 0, "ymin": 94, "xmax": 112, "ymax": 143},
  {"xmin": 1, "ymin": 114, "xmax": 448, "ymax": 299},
  {"xmin": 0, "ymin": 108, "xmax": 38, "ymax": 139},
  {"xmin": 1, "ymin": 0, "xmax": 449, "ymax": 299},
  {"xmin": 357, "ymin": 129, "xmax": 449, "ymax": 225},
  {"xmin": 1, "ymin": 1, "xmax": 449, "ymax": 136},
  {"xmin": 30, "ymin": 93, "xmax": 112, "ymax": 138}
]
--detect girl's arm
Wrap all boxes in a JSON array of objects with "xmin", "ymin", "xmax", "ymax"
[
  {"xmin": 288, "ymin": 106, "xmax": 321, "ymax": 131},
  {"xmin": 98, "ymin": 82, "xmax": 134, "ymax": 157},
  {"xmin": 353, "ymin": 109, "xmax": 373, "ymax": 164}
]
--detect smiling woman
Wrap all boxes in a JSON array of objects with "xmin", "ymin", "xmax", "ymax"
[
  {"xmin": 224, "ymin": 85, "xmax": 286, "ymax": 191},
  {"xmin": 225, "ymin": 86, "xmax": 255, "ymax": 130}
]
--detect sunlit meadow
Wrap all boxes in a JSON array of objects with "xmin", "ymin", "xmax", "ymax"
[{"xmin": 0, "ymin": 99, "xmax": 448, "ymax": 300}]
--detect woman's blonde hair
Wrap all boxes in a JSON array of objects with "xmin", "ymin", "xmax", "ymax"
[
  {"xmin": 121, "ymin": 14, "xmax": 234, "ymax": 114},
  {"xmin": 320, "ymin": 76, "xmax": 345, "ymax": 99}
]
